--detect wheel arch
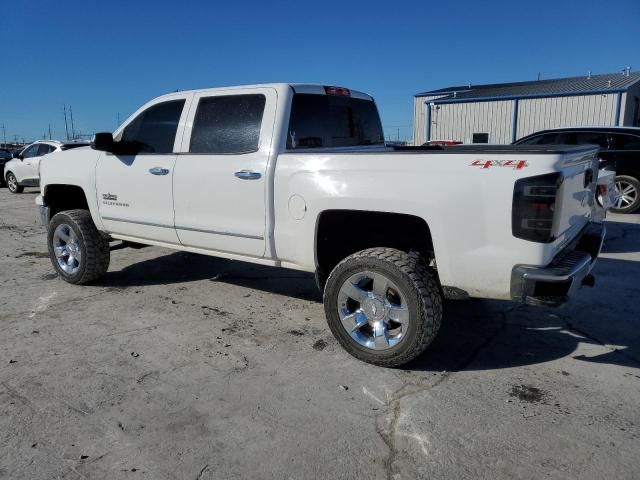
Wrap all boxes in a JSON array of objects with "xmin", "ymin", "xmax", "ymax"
[
  {"xmin": 314, "ymin": 209, "xmax": 437, "ymax": 289},
  {"xmin": 43, "ymin": 184, "xmax": 92, "ymax": 218}
]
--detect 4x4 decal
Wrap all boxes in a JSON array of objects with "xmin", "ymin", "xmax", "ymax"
[{"xmin": 471, "ymin": 160, "xmax": 528, "ymax": 170}]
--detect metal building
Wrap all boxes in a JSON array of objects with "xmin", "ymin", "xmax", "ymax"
[{"xmin": 413, "ymin": 71, "xmax": 640, "ymax": 145}]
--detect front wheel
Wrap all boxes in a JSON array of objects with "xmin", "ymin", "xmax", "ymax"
[
  {"xmin": 47, "ymin": 210, "xmax": 110, "ymax": 284},
  {"xmin": 6, "ymin": 172, "xmax": 23, "ymax": 193},
  {"xmin": 324, "ymin": 248, "xmax": 442, "ymax": 367},
  {"xmin": 611, "ymin": 175, "xmax": 640, "ymax": 214}
]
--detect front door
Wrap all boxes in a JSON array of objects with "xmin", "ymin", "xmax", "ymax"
[
  {"xmin": 96, "ymin": 96, "xmax": 190, "ymax": 244},
  {"xmin": 17, "ymin": 143, "xmax": 45, "ymax": 184},
  {"xmin": 173, "ymin": 88, "xmax": 276, "ymax": 257}
]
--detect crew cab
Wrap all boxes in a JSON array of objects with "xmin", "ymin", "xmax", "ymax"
[{"xmin": 36, "ymin": 84, "xmax": 605, "ymax": 367}]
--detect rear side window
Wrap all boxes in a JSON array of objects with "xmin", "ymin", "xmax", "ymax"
[
  {"xmin": 189, "ymin": 94, "xmax": 265, "ymax": 154},
  {"xmin": 287, "ymin": 94, "xmax": 384, "ymax": 149},
  {"xmin": 121, "ymin": 99, "xmax": 185, "ymax": 154},
  {"xmin": 569, "ymin": 132, "xmax": 610, "ymax": 149},
  {"xmin": 37, "ymin": 144, "xmax": 54, "ymax": 155},
  {"xmin": 611, "ymin": 134, "xmax": 640, "ymax": 150}
]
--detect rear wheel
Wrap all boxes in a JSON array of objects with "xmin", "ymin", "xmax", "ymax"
[
  {"xmin": 47, "ymin": 210, "xmax": 110, "ymax": 284},
  {"xmin": 6, "ymin": 172, "xmax": 23, "ymax": 193},
  {"xmin": 324, "ymin": 248, "xmax": 442, "ymax": 367},
  {"xmin": 611, "ymin": 175, "xmax": 640, "ymax": 214}
]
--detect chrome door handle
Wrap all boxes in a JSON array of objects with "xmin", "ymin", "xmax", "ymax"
[
  {"xmin": 234, "ymin": 170, "xmax": 261, "ymax": 180},
  {"xmin": 149, "ymin": 167, "xmax": 170, "ymax": 176}
]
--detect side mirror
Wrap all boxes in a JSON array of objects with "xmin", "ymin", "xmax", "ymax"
[
  {"xmin": 12, "ymin": 151, "xmax": 22, "ymax": 160},
  {"xmin": 91, "ymin": 132, "xmax": 115, "ymax": 152}
]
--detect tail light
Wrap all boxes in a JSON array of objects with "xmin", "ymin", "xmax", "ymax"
[
  {"xmin": 324, "ymin": 86, "xmax": 351, "ymax": 96},
  {"xmin": 596, "ymin": 184, "xmax": 608, "ymax": 197},
  {"xmin": 512, "ymin": 172, "xmax": 561, "ymax": 243}
]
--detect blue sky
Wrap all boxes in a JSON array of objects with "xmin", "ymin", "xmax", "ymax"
[{"xmin": 1, "ymin": 0, "xmax": 639, "ymax": 142}]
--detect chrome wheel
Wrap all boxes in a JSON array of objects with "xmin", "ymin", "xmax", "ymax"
[
  {"xmin": 7, "ymin": 173, "xmax": 18, "ymax": 192},
  {"xmin": 615, "ymin": 180, "xmax": 638, "ymax": 210},
  {"xmin": 337, "ymin": 271, "xmax": 409, "ymax": 350},
  {"xmin": 52, "ymin": 224, "xmax": 82, "ymax": 275}
]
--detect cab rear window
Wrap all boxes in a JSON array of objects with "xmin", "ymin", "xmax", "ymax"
[{"xmin": 287, "ymin": 94, "xmax": 384, "ymax": 149}]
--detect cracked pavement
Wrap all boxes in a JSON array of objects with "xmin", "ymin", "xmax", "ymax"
[{"xmin": 1, "ymin": 188, "xmax": 639, "ymax": 479}]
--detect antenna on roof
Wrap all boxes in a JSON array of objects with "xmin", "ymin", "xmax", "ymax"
[
  {"xmin": 587, "ymin": 71, "xmax": 591, "ymax": 79},
  {"xmin": 624, "ymin": 66, "xmax": 631, "ymax": 77}
]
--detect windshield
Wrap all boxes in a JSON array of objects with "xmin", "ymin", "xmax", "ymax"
[{"xmin": 287, "ymin": 94, "xmax": 384, "ymax": 149}]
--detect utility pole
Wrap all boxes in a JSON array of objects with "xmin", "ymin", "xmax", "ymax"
[
  {"xmin": 117, "ymin": 112, "xmax": 121, "ymax": 127},
  {"xmin": 69, "ymin": 106, "xmax": 76, "ymax": 140},
  {"xmin": 63, "ymin": 105, "xmax": 70, "ymax": 140},
  {"xmin": 48, "ymin": 124, "xmax": 52, "ymax": 140},
  {"xmin": 2, "ymin": 123, "xmax": 6, "ymax": 148}
]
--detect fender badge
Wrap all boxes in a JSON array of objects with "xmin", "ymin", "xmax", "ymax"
[
  {"xmin": 102, "ymin": 193, "xmax": 118, "ymax": 201},
  {"xmin": 470, "ymin": 160, "xmax": 528, "ymax": 170}
]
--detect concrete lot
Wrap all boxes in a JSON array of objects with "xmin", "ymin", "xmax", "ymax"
[{"xmin": 1, "ymin": 187, "xmax": 639, "ymax": 480}]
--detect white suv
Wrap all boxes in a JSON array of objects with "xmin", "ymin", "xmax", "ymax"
[{"xmin": 4, "ymin": 140, "xmax": 88, "ymax": 193}]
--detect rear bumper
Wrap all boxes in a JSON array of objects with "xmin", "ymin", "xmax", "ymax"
[{"xmin": 510, "ymin": 222, "xmax": 606, "ymax": 307}]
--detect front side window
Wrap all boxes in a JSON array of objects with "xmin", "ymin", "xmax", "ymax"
[
  {"xmin": 121, "ymin": 99, "xmax": 185, "ymax": 154},
  {"xmin": 189, "ymin": 94, "xmax": 265, "ymax": 154},
  {"xmin": 287, "ymin": 94, "xmax": 384, "ymax": 149},
  {"xmin": 22, "ymin": 144, "xmax": 40, "ymax": 158}
]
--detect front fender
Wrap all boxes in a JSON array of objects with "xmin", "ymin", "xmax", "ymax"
[{"xmin": 39, "ymin": 148, "xmax": 104, "ymax": 231}]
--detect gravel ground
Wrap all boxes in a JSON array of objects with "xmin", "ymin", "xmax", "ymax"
[{"xmin": 1, "ymin": 187, "xmax": 639, "ymax": 480}]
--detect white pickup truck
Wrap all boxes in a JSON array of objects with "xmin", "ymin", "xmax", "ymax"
[{"xmin": 37, "ymin": 83, "xmax": 605, "ymax": 367}]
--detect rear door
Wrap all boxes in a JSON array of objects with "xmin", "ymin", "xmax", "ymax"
[
  {"xmin": 557, "ymin": 131, "xmax": 613, "ymax": 166},
  {"xmin": 173, "ymin": 87, "xmax": 276, "ymax": 257},
  {"xmin": 608, "ymin": 133, "xmax": 640, "ymax": 178},
  {"xmin": 16, "ymin": 144, "xmax": 42, "ymax": 183}
]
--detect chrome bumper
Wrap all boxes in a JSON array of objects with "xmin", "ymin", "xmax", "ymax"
[{"xmin": 511, "ymin": 222, "xmax": 606, "ymax": 307}]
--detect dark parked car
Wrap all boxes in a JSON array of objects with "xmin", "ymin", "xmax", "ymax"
[{"xmin": 514, "ymin": 127, "xmax": 640, "ymax": 214}]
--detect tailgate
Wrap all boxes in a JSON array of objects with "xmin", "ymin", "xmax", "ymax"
[{"xmin": 552, "ymin": 148, "xmax": 599, "ymax": 239}]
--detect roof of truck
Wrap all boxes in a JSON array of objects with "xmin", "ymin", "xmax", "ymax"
[{"xmin": 156, "ymin": 83, "xmax": 375, "ymax": 101}]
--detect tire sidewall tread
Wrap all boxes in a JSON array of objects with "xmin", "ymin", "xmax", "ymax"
[
  {"xmin": 6, "ymin": 172, "xmax": 23, "ymax": 193},
  {"xmin": 47, "ymin": 209, "xmax": 110, "ymax": 285}
]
